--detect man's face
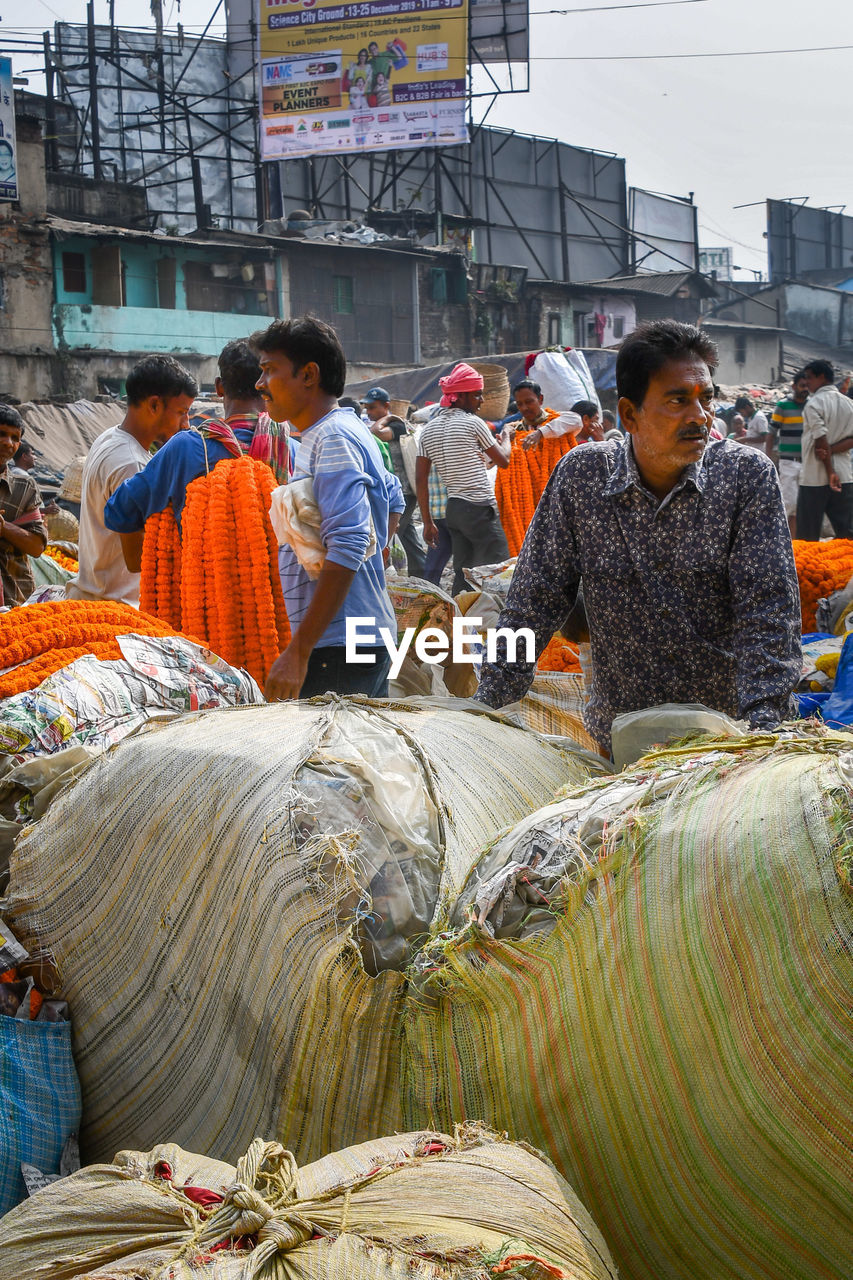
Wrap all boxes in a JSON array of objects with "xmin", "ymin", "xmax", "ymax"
[
  {"xmin": 455, "ymin": 389, "xmax": 484, "ymax": 414},
  {"xmin": 793, "ymin": 377, "xmax": 809, "ymax": 404},
  {"xmin": 515, "ymin": 387, "xmax": 544, "ymax": 424},
  {"xmin": 152, "ymin": 394, "xmax": 194, "ymax": 441},
  {"xmin": 0, "ymin": 424, "xmax": 21, "ymax": 469},
  {"xmin": 363, "ymin": 398, "xmax": 389, "ymax": 422},
  {"xmin": 581, "ymin": 411, "xmax": 604, "ymax": 442},
  {"xmin": 620, "ymin": 356, "xmax": 715, "ymax": 478},
  {"xmin": 803, "ymin": 369, "xmax": 826, "ymax": 394},
  {"xmin": 369, "ymin": 43, "xmax": 379, "ymax": 55},
  {"xmin": 16, "ymin": 445, "xmax": 34, "ymax": 470},
  {"xmin": 256, "ymin": 350, "xmax": 312, "ymax": 423}
]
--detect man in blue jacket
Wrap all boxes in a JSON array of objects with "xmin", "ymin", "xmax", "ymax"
[{"xmin": 253, "ymin": 317, "xmax": 404, "ymax": 701}]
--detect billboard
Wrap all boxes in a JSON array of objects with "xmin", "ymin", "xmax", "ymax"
[
  {"xmin": 629, "ymin": 187, "xmax": 697, "ymax": 273},
  {"xmin": 767, "ymin": 199, "xmax": 853, "ymax": 283},
  {"xmin": 699, "ymin": 246, "xmax": 733, "ymax": 282},
  {"xmin": 0, "ymin": 57, "xmax": 18, "ymax": 203},
  {"xmin": 258, "ymin": 0, "xmax": 469, "ymax": 161}
]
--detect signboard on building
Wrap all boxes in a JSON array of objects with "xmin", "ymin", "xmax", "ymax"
[
  {"xmin": 0, "ymin": 57, "xmax": 19, "ymax": 203},
  {"xmin": 699, "ymin": 246, "xmax": 734, "ymax": 281},
  {"xmin": 257, "ymin": 0, "xmax": 469, "ymax": 162}
]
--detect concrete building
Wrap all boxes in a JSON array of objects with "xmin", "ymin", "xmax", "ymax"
[{"xmin": 701, "ymin": 320, "xmax": 784, "ymax": 386}]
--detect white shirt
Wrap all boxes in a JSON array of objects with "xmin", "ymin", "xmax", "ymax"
[
  {"xmin": 800, "ymin": 385, "xmax": 853, "ymax": 487},
  {"xmin": 67, "ymin": 425, "xmax": 151, "ymax": 606},
  {"xmin": 537, "ymin": 410, "xmax": 583, "ymax": 438},
  {"xmin": 418, "ymin": 407, "xmax": 498, "ymax": 505}
]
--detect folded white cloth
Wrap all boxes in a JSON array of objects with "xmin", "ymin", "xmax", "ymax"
[{"xmin": 269, "ymin": 477, "xmax": 377, "ymax": 580}]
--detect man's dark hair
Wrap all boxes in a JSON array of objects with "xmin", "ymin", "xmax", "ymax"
[
  {"xmin": 512, "ymin": 378, "xmax": 542, "ymax": 397},
  {"xmin": 793, "ymin": 369, "xmax": 808, "ymax": 384},
  {"xmin": 251, "ymin": 316, "xmax": 346, "ymax": 397},
  {"xmin": 125, "ymin": 355, "xmax": 198, "ymax": 406},
  {"xmin": 572, "ymin": 399, "xmax": 599, "ymax": 418},
  {"xmin": 338, "ymin": 396, "xmax": 360, "ymax": 411},
  {"xmin": 616, "ymin": 320, "xmax": 717, "ymax": 406},
  {"xmin": 803, "ymin": 358, "xmax": 835, "ymax": 383},
  {"xmin": 13, "ymin": 440, "xmax": 33, "ymax": 463},
  {"xmin": 0, "ymin": 405, "xmax": 24, "ymax": 433},
  {"xmin": 734, "ymin": 395, "xmax": 755, "ymax": 414},
  {"xmin": 218, "ymin": 340, "xmax": 263, "ymax": 401}
]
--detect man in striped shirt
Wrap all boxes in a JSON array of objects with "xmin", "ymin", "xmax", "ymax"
[
  {"xmin": 771, "ymin": 371, "xmax": 808, "ymax": 533},
  {"xmin": 0, "ymin": 405, "xmax": 48, "ymax": 605},
  {"xmin": 415, "ymin": 363, "xmax": 511, "ymax": 595}
]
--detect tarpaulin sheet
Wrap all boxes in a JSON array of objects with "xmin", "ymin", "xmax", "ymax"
[{"xmin": 345, "ymin": 348, "xmax": 617, "ymax": 408}]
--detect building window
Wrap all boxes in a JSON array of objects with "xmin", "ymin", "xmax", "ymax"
[
  {"xmin": 333, "ymin": 275, "xmax": 354, "ymax": 314},
  {"xmin": 62, "ymin": 251, "xmax": 87, "ymax": 294},
  {"xmin": 547, "ymin": 313, "xmax": 562, "ymax": 345},
  {"xmin": 613, "ymin": 316, "xmax": 625, "ymax": 339},
  {"xmin": 734, "ymin": 333, "xmax": 747, "ymax": 364}
]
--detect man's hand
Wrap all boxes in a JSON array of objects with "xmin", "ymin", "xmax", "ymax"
[
  {"xmin": 521, "ymin": 429, "xmax": 542, "ymax": 450},
  {"xmin": 264, "ymin": 642, "xmax": 310, "ymax": 702},
  {"xmin": 814, "ymin": 440, "xmax": 830, "ymax": 463},
  {"xmin": 830, "ymin": 471, "xmax": 842, "ymax": 493},
  {"xmin": 422, "ymin": 516, "xmax": 439, "ymax": 546}
]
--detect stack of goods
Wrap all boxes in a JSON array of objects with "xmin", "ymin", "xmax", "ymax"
[
  {"xmin": 140, "ymin": 455, "xmax": 290, "ymax": 687},
  {"xmin": 403, "ymin": 728, "xmax": 853, "ymax": 1280},
  {"xmin": 496, "ymin": 429, "xmax": 575, "ymax": 556},
  {"xmin": 471, "ymin": 361, "xmax": 510, "ymax": 420},
  {"xmin": 792, "ymin": 537, "xmax": 853, "ymax": 630},
  {"xmin": 42, "ymin": 545, "xmax": 77, "ymax": 573},
  {"xmin": 0, "ymin": 600, "xmax": 191, "ymax": 699},
  {"xmin": 0, "ymin": 1129, "xmax": 617, "ymax": 1280},
  {"xmin": 4, "ymin": 700, "xmax": 596, "ymax": 1168}
]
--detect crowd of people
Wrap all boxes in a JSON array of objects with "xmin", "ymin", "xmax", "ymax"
[{"xmin": 1, "ymin": 316, "xmax": 850, "ymax": 755}]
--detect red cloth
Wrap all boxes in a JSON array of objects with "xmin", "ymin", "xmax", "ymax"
[{"xmin": 438, "ymin": 362, "xmax": 484, "ymax": 407}]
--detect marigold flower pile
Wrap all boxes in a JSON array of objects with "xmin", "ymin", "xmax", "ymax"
[
  {"xmin": 43, "ymin": 545, "xmax": 78, "ymax": 573},
  {"xmin": 495, "ymin": 428, "xmax": 575, "ymax": 555},
  {"xmin": 537, "ymin": 633, "xmax": 582, "ymax": 673},
  {"xmin": 792, "ymin": 538, "xmax": 853, "ymax": 631},
  {"xmin": 0, "ymin": 600, "xmax": 185, "ymax": 699},
  {"xmin": 140, "ymin": 456, "xmax": 290, "ymax": 686}
]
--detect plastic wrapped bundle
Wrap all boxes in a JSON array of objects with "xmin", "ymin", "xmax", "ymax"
[
  {"xmin": 0, "ymin": 1128, "xmax": 618, "ymax": 1280},
  {"xmin": 6, "ymin": 698, "xmax": 597, "ymax": 1166},
  {"xmin": 403, "ymin": 729, "xmax": 853, "ymax": 1280}
]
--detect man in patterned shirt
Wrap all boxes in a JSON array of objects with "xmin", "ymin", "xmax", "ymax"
[
  {"xmin": 0, "ymin": 405, "xmax": 48, "ymax": 605},
  {"xmin": 475, "ymin": 321, "xmax": 801, "ymax": 754}
]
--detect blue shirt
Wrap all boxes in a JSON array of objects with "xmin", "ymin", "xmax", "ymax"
[
  {"xmin": 475, "ymin": 436, "xmax": 801, "ymax": 752},
  {"xmin": 280, "ymin": 407, "xmax": 405, "ymax": 648},
  {"xmin": 104, "ymin": 427, "xmax": 255, "ymax": 531}
]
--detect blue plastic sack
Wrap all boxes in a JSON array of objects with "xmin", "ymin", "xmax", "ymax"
[
  {"xmin": 0, "ymin": 1017, "xmax": 81, "ymax": 1215},
  {"xmin": 797, "ymin": 691, "xmax": 831, "ymax": 718},
  {"xmin": 819, "ymin": 633, "xmax": 853, "ymax": 728}
]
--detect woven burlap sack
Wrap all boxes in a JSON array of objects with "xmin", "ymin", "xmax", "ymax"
[
  {"xmin": 6, "ymin": 698, "xmax": 592, "ymax": 1167},
  {"xmin": 0, "ymin": 1129, "xmax": 618, "ymax": 1280},
  {"xmin": 403, "ymin": 730, "xmax": 853, "ymax": 1280}
]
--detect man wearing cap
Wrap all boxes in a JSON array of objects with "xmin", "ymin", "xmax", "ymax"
[
  {"xmin": 361, "ymin": 387, "xmax": 427, "ymax": 578},
  {"xmin": 416, "ymin": 362, "xmax": 511, "ymax": 595}
]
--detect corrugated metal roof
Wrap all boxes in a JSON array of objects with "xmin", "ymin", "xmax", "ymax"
[{"xmin": 576, "ymin": 270, "xmax": 717, "ymax": 298}]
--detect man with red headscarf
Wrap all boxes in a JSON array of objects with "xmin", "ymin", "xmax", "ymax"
[{"xmin": 415, "ymin": 362, "xmax": 511, "ymax": 594}]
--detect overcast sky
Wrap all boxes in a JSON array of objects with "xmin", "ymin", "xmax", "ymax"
[{"xmin": 5, "ymin": 0, "xmax": 850, "ymax": 278}]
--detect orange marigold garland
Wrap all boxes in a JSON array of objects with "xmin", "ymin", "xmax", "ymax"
[
  {"xmin": 496, "ymin": 429, "xmax": 576, "ymax": 556},
  {"xmin": 537, "ymin": 633, "xmax": 582, "ymax": 673},
  {"xmin": 140, "ymin": 507, "xmax": 182, "ymax": 631},
  {"xmin": 0, "ymin": 600, "xmax": 187, "ymax": 699},
  {"xmin": 792, "ymin": 537, "xmax": 853, "ymax": 632},
  {"xmin": 144, "ymin": 455, "xmax": 290, "ymax": 687}
]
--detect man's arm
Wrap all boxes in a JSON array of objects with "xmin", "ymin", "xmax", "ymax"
[
  {"xmin": 119, "ymin": 530, "xmax": 145, "ymax": 573},
  {"xmin": 802, "ymin": 399, "xmax": 841, "ymax": 490},
  {"xmin": 265, "ymin": 433, "xmax": 381, "ymax": 700},
  {"xmin": 0, "ymin": 513, "xmax": 46, "ymax": 558},
  {"xmin": 728, "ymin": 456, "xmax": 802, "ymax": 730},
  {"xmin": 475, "ymin": 461, "xmax": 581, "ymax": 709},
  {"xmin": 484, "ymin": 429, "xmax": 511, "ymax": 469},
  {"xmin": 265, "ymin": 561, "xmax": 357, "ymax": 700},
  {"xmin": 415, "ymin": 454, "xmax": 438, "ymax": 546},
  {"xmin": 104, "ymin": 433, "xmax": 199, "ymax": 533}
]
